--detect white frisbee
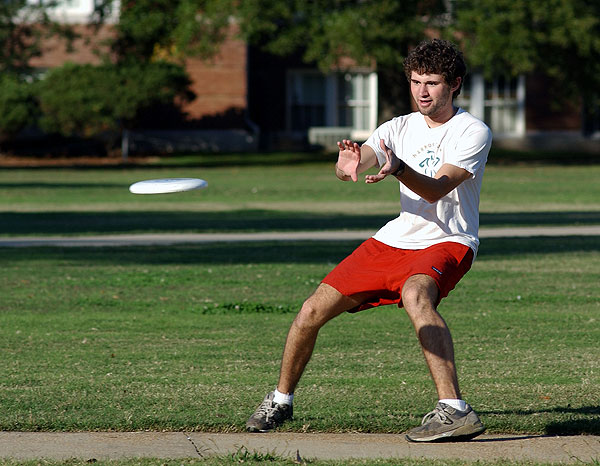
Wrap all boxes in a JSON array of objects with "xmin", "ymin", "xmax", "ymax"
[{"xmin": 129, "ymin": 178, "xmax": 208, "ymax": 194}]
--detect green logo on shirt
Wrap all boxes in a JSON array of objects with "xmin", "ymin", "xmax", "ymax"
[{"xmin": 419, "ymin": 150, "xmax": 441, "ymax": 176}]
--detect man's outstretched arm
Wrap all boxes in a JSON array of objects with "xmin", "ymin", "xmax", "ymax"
[{"xmin": 365, "ymin": 139, "xmax": 471, "ymax": 203}]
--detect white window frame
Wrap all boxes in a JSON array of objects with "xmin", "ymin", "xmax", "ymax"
[
  {"xmin": 286, "ymin": 69, "xmax": 378, "ymax": 140},
  {"xmin": 336, "ymin": 72, "xmax": 378, "ymax": 140},
  {"xmin": 456, "ymin": 72, "xmax": 525, "ymax": 137},
  {"xmin": 33, "ymin": 0, "xmax": 120, "ymax": 24}
]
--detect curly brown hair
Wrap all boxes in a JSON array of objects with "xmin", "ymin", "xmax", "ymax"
[{"xmin": 403, "ymin": 39, "xmax": 466, "ymax": 98}]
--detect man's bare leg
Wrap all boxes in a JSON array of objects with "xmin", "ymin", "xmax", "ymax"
[
  {"xmin": 401, "ymin": 274, "xmax": 460, "ymax": 400},
  {"xmin": 246, "ymin": 283, "xmax": 364, "ymax": 432},
  {"xmin": 402, "ymin": 274, "xmax": 486, "ymax": 442},
  {"xmin": 277, "ymin": 283, "xmax": 363, "ymax": 394}
]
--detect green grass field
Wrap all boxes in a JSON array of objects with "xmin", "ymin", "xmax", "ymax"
[
  {"xmin": 1, "ymin": 237, "xmax": 598, "ymax": 435},
  {"xmin": 0, "ymin": 152, "xmax": 599, "ymax": 465},
  {"xmin": 1, "ymin": 151, "xmax": 599, "ymax": 236}
]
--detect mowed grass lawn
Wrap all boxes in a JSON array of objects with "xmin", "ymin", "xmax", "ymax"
[
  {"xmin": 0, "ymin": 152, "xmax": 598, "ymax": 436},
  {"xmin": 1, "ymin": 151, "xmax": 599, "ymax": 235}
]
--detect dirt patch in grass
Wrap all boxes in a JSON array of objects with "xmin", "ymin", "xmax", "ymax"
[{"xmin": 0, "ymin": 154, "xmax": 159, "ymax": 168}]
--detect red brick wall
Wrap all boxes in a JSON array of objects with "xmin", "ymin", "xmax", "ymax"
[
  {"xmin": 183, "ymin": 31, "xmax": 248, "ymax": 120},
  {"xmin": 29, "ymin": 24, "xmax": 115, "ymax": 68}
]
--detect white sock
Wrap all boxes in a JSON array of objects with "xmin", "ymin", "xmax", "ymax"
[
  {"xmin": 273, "ymin": 389, "xmax": 293, "ymax": 405},
  {"xmin": 439, "ymin": 399, "xmax": 467, "ymax": 411}
]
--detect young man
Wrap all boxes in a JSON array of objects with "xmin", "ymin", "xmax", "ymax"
[{"xmin": 246, "ymin": 39, "xmax": 492, "ymax": 442}]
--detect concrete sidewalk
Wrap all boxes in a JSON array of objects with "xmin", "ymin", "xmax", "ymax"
[
  {"xmin": 1, "ymin": 225, "xmax": 599, "ymax": 247},
  {"xmin": 1, "ymin": 432, "xmax": 599, "ymax": 463}
]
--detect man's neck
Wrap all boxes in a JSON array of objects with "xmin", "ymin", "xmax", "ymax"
[{"xmin": 424, "ymin": 105, "xmax": 459, "ymax": 128}]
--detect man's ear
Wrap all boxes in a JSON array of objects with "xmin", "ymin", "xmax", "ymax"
[{"xmin": 451, "ymin": 77, "xmax": 462, "ymax": 93}]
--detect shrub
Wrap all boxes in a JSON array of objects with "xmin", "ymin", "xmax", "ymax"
[
  {"xmin": 0, "ymin": 74, "xmax": 40, "ymax": 139},
  {"xmin": 36, "ymin": 61, "xmax": 192, "ymax": 138}
]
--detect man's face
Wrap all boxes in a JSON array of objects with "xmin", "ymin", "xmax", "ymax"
[{"xmin": 409, "ymin": 71, "xmax": 459, "ymax": 121}]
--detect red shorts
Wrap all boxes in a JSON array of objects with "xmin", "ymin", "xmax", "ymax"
[{"xmin": 322, "ymin": 238, "xmax": 474, "ymax": 312}]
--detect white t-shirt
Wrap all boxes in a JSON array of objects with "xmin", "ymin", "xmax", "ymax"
[{"xmin": 364, "ymin": 108, "xmax": 492, "ymax": 255}]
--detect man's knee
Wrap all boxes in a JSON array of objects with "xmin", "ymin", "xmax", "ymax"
[
  {"xmin": 293, "ymin": 283, "xmax": 356, "ymax": 331},
  {"xmin": 293, "ymin": 297, "xmax": 325, "ymax": 331},
  {"xmin": 402, "ymin": 275, "xmax": 439, "ymax": 311}
]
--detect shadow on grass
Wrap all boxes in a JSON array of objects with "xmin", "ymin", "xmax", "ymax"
[
  {"xmin": 480, "ymin": 211, "xmax": 600, "ymax": 227},
  {"xmin": 0, "ymin": 240, "xmax": 362, "ymax": 265},
  {"xmin": 488, "ymin": 148, "xmax": 600, "ymax": 165},
  {"xmin": 480, "ymin": 405, "xmax": 600, "ymax": 435},
  {"xmin": 2, "ymin": 147, "xmax": 598, "ymax": 170},
  {"xmin": 478, "ymin": 235, "xmax": 600, "ymax": 257},
  {"xmin": 545, "ymin": 418, "xmax": 600, "ymax": 435},
  {"xmin": 148, "ymin": 151, "xmax": 338, "ymax": 168},
  {"xmin": 0, "ymin": 151, "xmax": 337, "ymax": 170},
  {"xmin": 1, "ymin": 236, "xmax": 599, "ymax": 265},
  {"xmin": 0, "ymin": 210, "xmax": 391, "ymax": 235},
  {"xmin": 0, "ymin": 182, "xmax": 124, "ymax": 190},
  {"xmin": 145, "ymin": 148, "xmax": 599, "ymax": 168},
  {"xmin": 2, "ymin": 210, "xmax": 600, "ymax": 236}
]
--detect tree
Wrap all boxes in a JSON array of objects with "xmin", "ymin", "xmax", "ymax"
[
  {"xmin": 90, "ymin": 1, "xmax": 451, "ymax": 117},
  {"xmin": 0, "ymin": 1, "xmax": 195, "ymax": 154},
  {"xmin": 7, "ymin": 0, "xmax": 597, "ymax": 145},
  {"xmin": 231, "ymin": 0, "xmax": 446, "ymax": 73},
  {"xmin": 448, "ymin": 0, "xmax": 600, "ymax": 110},
  {"xmin": 93, "ymin": 0, "xmax": 235, "ymax": 63},
  {"xmin": 97, "ymin": 3, "xmax": 446, "ymax": 72},
  {"xmin": 91, "ymin": 0, "xmax": 600, "ymax": 115},
  {"xmin": 36, "ymin": 62, "xmax": 192, "ymax": 139},
  {"xmin": 0, "ymin": 74, "xmax": 39, "ymax": 140},
  {"xmin": 0, "ymin": 1, "xmax": 70, "ymax": 139},
  {"xmin": 0, "ymin": 0, "xmax": 76, "ymax": 75}
]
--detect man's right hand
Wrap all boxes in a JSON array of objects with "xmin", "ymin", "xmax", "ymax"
[
  {"xmin": 365, "ymin": 139, "xmax": 403, "ymax": 184},
  {"xmin": 336, "ymin": 139, "xmax": 361, "ymax": 182}
]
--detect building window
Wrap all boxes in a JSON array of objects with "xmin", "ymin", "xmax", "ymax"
[
  {"xmin": 288, "ymin": 72, "xmax": 326, "ymax": 131},
  {"xmin": 336, "ymin": 73, "xmax": 374, "ymax": 133},
  {"xmin": 456, "ymin": 72, "xmax": 525, "ymax": 136},
  {"xmin": 287, "ymin": 70, "xmax": 378, "ymax": 141},
  {"xmin": 37, "ymin": 0, "xmax": 119, "ymax": 23}
]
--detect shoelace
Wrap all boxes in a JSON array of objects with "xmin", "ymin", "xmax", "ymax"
[
  {"xmin": 256, "ymin": 400, "xmax": 279, "ymax": 422},
  {"xmin": 421, "ymin": 405, "xmax": 451, "ymax": 425}
]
